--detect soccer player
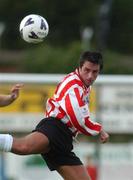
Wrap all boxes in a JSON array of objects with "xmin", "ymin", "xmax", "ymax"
[
  {"xmin": 0, "ymin": 51, "xmax": 109, "ymax": 180},
  {"xmin": 0, "ymin": 84, "xmax": 23, "ymax": 107}
]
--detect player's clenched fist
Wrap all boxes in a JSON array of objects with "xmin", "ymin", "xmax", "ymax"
[{"xmin": 99, "ymin": 129, "xmax": 109, "ymax": 143}]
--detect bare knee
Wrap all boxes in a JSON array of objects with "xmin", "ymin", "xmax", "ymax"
[
  {"xmin": 11, "ymin": 132, "xmax": 50, "ymax": 155},
  {"xmin": 11, "ymin": 138, "xmax": 36, "ymax": 155},
  {"xmin": 57, "ymin": 165, "xmax": 91, "ymax": 180}
]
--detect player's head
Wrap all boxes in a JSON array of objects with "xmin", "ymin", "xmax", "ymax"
[
  {"xmin": 78, "ymin": 51, "xmax": 103, "ymax": 87},
  {"xmin": 79, "ymin": 51, "xmax": 103, "ymax": 71}
]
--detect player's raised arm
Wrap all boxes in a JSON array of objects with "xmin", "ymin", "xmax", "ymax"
[{"xmin": 0, "ymin": 84, "xmax": 23, "ymax": 107}]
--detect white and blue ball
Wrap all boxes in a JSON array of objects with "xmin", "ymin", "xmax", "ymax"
[{"xmin": 19, "ymin": 14, "xmax": 49, "ymax": 43}]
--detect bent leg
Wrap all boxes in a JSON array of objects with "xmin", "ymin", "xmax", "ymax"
[
  {"xmin": 57, "ymin": 165, "xmax": 91, "ymax": 180},
  {"xmin": 11, "ymin": 132, "xmax": 50, "ymax": 155}
]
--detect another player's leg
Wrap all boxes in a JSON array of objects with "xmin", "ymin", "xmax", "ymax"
[{"xmin": 57, "ymin": 164, "xmax": 91, "ymax": 180}]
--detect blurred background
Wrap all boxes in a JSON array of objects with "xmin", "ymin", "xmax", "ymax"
[{"xmin": 0, "ymin": 0, "xmax": 133, "ymax": 179}]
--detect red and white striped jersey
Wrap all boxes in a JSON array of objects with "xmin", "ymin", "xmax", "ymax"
[{"xmin": 45, "ymin": 69, "xmax": 102, "ymax": 136}]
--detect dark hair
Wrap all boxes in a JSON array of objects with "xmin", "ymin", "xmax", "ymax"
[{"xmin": 79, "ymin": 51, "xmax": 103, "ymax": 71}]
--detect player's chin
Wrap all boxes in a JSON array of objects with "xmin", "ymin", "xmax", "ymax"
[{"xmin": 85, "ymin": 81, "xmax": 92, "ymax": 87}]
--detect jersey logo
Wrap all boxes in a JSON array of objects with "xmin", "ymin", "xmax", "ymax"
[
  {"xmin": 80, "ymin": 105, "xmax": 89, "ymax": 117},
  {"xmin": 83, "ymin": 96, "xmax": 89, "ymax": 104}
]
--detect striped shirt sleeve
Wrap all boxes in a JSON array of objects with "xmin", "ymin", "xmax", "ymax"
[{"xmin": 60, "ymin": 86, "xmax": 102, "ymax": 136}]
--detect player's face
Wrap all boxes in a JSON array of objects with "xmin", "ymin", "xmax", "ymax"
[{"xmin": 79, "ymin": 61, "xmax": 100, "ymax": 87}]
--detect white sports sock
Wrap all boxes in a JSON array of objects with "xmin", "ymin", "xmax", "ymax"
[{"xmin": 0, "ymin": 134, "xmax": 13, "ymax": 152}]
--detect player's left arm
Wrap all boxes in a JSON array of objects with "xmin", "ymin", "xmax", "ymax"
[
  {"xmin": 0, "ymin": 84, "xmax": 23, "ymax": 107},
  {"xmin": 60, "ymin": 87, "xmax": 102, "ymax": 136}
]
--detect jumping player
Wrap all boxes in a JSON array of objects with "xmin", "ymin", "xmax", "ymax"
[{"xmin": 0, "ymin": 51, "xmax": 109, "ymax": 180}]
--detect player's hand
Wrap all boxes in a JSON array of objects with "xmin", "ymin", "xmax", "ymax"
[
  {"xmin": 99, "ymin": 129, "xmax": 109, "ymax": 143},
  {"xmin": 10, "ymin": 84, "xmax": 24, "ymax": 100}
]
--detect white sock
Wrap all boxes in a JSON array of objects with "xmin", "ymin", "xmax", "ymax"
[{"xmin": 0, "ymin": 134, "xmax": 13, "ymax": 152}]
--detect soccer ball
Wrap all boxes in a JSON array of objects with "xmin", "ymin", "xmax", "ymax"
[{"xmin": 19, "ymin": 14, "xmax": 49, "ymax": 43}]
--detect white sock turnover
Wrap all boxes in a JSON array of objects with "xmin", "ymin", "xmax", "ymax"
[{"xmin": 0, "ymin": 134, "xmax": 13, "ymax": 152}]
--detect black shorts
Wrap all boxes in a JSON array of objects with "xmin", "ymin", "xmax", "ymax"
[{"xmin": 33, "ymin": 117, "xmax": 83, "ymax": 171}]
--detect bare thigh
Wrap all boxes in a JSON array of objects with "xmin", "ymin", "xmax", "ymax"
[
  {"xmin": 12, "ymin": 132, "xmax": 50, "ymax": 155},
  {"xmin": 57, "ymin": 165, "xmax": 91, "ymax": 180}
]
